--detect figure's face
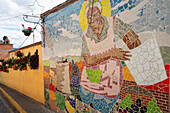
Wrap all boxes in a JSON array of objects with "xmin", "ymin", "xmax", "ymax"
[{"xmin": 86, "ymin": 6, "xmax": 101, "ymax": 27}]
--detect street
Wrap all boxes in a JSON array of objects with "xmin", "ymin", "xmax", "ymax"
[{"xmin": 0, "ymin": 91, "xmax": 14, "ymax": 113}]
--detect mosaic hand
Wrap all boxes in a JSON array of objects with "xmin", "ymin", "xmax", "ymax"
[{"xmin": 109, "ymin": 48, "xmax": 132, "ymax": 61}]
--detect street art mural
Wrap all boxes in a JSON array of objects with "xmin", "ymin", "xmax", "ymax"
[{"xmin": 42, "ymin": 0, "xmax": 169, "ymax": 112}]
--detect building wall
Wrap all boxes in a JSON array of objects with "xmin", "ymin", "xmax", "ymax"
[
  {"xmin": 42, "ymin": 0, "xmax": 169, "ymax": 112},
  {"xmin": 0, "ymin": 44, "xmax": 13, "ymax": 59},
  {"xmin": 0, "ymin": 43, "xmax": 45, "ymax": 104}
]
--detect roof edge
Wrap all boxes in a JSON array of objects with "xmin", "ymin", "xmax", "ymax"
[
  {"xmin": 40, "ymin": 0, "xmax": 79, "ymax": 18},
  {"xmin": 9, "ymin": 41, "xmax": 42, "ymax": 53}
]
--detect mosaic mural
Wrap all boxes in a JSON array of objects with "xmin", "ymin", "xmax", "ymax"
[{"xmin": 42, "ymin": 0, "xmax": 169, "ymax": 112}]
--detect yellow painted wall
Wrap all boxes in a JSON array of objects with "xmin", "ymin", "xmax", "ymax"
[{"xmin": 0, "ymin": 43, "xmax": 45, "ymax": 104}]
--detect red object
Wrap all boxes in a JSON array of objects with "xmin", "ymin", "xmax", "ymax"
[
  {"xmin": 28, "ymin": 27, "xmax": 32, "ymax": 30},
  {"xmin": 0, "ymin": 69, "xmax": 2, "ymax": 71},
  {"xmin": 3, "ymin": 69, "xmax": 6, "ymax": 72},
  {"xmin": 140, "ymin": 78, "xmax": 169, "ymax": 92},
  {"xmin": 18, "ymin": 59, "xmax": 22, "ymax": 62},
  {"xmin": 49, "ymin": 83, "xmax": 56, "ymax": 92},
  {"xmin": 69, "ymin": 62, "xmax": 72, "ymax": 71},
  {"xmin": 165, "ymin": 64, "xmax": 170, "ymax": 77}
]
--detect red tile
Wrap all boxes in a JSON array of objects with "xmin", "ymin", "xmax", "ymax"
[
  {"xmin": 165, "ymin": 65, "xmax": 170, "ymax": 77},
  {"xmin": 163, "ymin": 87, "xmax": 169, "ymax": 93},
  {"xmin": 140, "ymin": 78, "xmax": 169, "ymax": 93}
]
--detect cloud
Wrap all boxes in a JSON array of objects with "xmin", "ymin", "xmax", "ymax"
[
  {"xmin": 0, "ymin": 0, "xmax": 66, "ymax": 48},
  {"xmin": 58, "ymin": 28, "xmax": 77, "ymax": 39},
  {"xmin": 56, "ymin": 48, "xmax": 81, "ymax": 57},
  {"xmin": 70, "ymin": 13, "xmax": 80, "ymax": 21},
  {"xmin": 0, "ymin": 28, "xmax": 41, "ymax": 48},
  {"xmin": 42, "ymin": 46, "xmax": 54, "ymax": 60}
]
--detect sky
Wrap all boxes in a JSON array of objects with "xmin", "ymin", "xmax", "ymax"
[{"xmin": 0, "ymin": 0, "xmax": 66, "ymax": 48}]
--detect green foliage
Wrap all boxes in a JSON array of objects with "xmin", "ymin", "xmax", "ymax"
[
  {"xmin": 56, "ymin": 92, "xmax": 65, "ymax": 110},
  {"xmin": 0, "ymin": 50, "xmax": 38, "ymax": 72},
  {"xmin": 19, "ymin": 65, "xmax": 26, "ymax": 71},
  {"xmin": 0, "ymin": 59, "xmax": 4, "ymax": 62},
  {"xmin": 147, "ymin": 98, "xmax": 162, "ymax": 113},
  {"xmin": 14, "ymin": 66, "xmax": 18, "ymax": 70},
  {"xmin": 15, "ymin": 51, "xmax": 24, "ymax": 58},
  {"xmin": 86, "ymin": 69, "xmax": 102, "ymax": 83},
  {"xmin": 119, "ymin": 94, "xmax": 133, "ymax": 109}
]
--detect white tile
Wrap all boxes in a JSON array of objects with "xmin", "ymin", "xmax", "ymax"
[
  {"xmin": 160, "ymin": 71, "xmax": 168, "ymax": 80},
  {"xmin": 158, "ymin": 64, "xmax": 165, "ymax": 71},
  {"xmin": 154, "ymin": 47, "xmax": 160, "ymax": 53},
  {"xmin": 149, "ymin": 50, "xmax": 154, "ymax": 55},
  {"xmin": 157, "ymin": 59, "xmax": 163, "ymax": 65},
  {"xmin": 153, "ymin": 62, "xmax": 158, "ymax": 69},
  {"xmin": 142, "ymin": 72, "xmax": 147, "ymax": 80},
  {"xmin": 148, "ymin": 45, "xmax": 152, "ymax": 53},
  {"xmin": 144, "ymin": 62, "xmax": 150, "ymax": 71},
  {"xmin": 150, "ymin": 62, "xmax": 153, "ymax": 68},
  {"xmin": 125, "ymin": 36, "xmax": 167, "ymax": 85},
  {"xmin": 147, "ymin": 55, "xmax": 153, "ymax": 61},
  {"xmin": 137, "ymin": 66, "xmax": 141, "ymax": 72}
]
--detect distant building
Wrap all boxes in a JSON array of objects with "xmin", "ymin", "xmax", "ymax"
[{"xmin": 0, "ymin": 36, "xmax": 13, "ymax": 60}]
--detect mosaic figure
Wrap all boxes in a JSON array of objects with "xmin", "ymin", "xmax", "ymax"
[
  {"xmin": 71, "ymin": 60, "xmax": 80, "ymax": 88},
  {"xmin": 80, "ymin": 0, "xmax": 141, "ymax": 112}
]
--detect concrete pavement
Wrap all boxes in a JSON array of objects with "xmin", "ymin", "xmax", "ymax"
[
  {"xmin": 0, "ymin": 83, "xmax": 55, "ymax": 113},
  {"xmin": 0, "ymin": 91, "xmax": 14, "ymax": 113}
]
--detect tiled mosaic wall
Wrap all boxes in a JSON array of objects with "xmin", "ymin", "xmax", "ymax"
[{"xmin": 42, "ymin": 0, "xmax": 170, "ymax": 112}]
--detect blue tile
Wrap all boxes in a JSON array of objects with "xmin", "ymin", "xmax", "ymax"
[
  {"xmin": 118, "ymin": 6, "xmax": 123, "ymax": 10},
  {"xmin": 111, "ymin": 9, "xmax": 118, "ymax": 16},
  {"xmin": 161, "ymin": 17, "xmax": 165, "ymax": 21},
  {"xmin": 124, "ymin": 3, "xmax": 128, "ymax": 9},
  {"xmin": 128, "ymin": 0, "xmax": 133, "ymax": 5},
  {"xmin": 114, "ymin": 0, "xmax": 118, "ymax": 3},
  {"xmin": 129, "ymin": 5, "xmax": 134, "ymax": 10},
  {"xmin": 156, "ymin": 10, "xmax": 159, "ymax": 14},
  {"xmin": 133, "ymin": 0, "xmax": 136, "ymax": 4},
  {"xmin": 118, "ymin": 0, "xmax": 122, "ymax": 3},
  {"xmin": 140, "ymin": 10, "xmax": 144, "ymax": 17},
  {"xmin": 120, "ymin": 9, "xmax": 125, "ymax": 12}
]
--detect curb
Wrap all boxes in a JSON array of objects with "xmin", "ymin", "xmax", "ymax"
[{"xmin": 0, "ymin": 87, "xmax": 27, "ymax": 113}]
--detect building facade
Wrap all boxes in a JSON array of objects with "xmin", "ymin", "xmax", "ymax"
[
  {"xmin": 41, "ymin": 0, "xmax": 170, "ymax": 112},
  {"xmin": 0, "ymin": 37, "xmax": 13, "ymax": 59}
]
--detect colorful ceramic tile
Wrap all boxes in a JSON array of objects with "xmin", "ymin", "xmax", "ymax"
[{"xmin": 125, "ymin": 35, "xmax": 167, "ymax": 85}]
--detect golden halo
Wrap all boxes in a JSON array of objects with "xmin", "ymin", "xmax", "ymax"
[{"xmin": 79, "ymin": 0, "xmax": 111, "ymax": 32}]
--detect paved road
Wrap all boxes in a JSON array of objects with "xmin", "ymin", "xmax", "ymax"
[
  {"xmin": 0, "ymin": 92, "xmax": 14, "ymax": 113},
  {"xmin": 0, "ymin": 84, "xmax": 55, "ymax": 113}
]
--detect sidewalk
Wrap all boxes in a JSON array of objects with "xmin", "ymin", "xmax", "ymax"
[
  {"xmin": 0, "ymin": 91, "xmax": 14, "ymax": 113},
  {"xmin": 0, "ymin": 83, "xmax": 55, "ymax": 113}
]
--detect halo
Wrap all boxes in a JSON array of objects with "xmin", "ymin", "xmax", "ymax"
[{"xmin": 79, "ymin": 0, "xmax": 111, "ymax": 32}]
